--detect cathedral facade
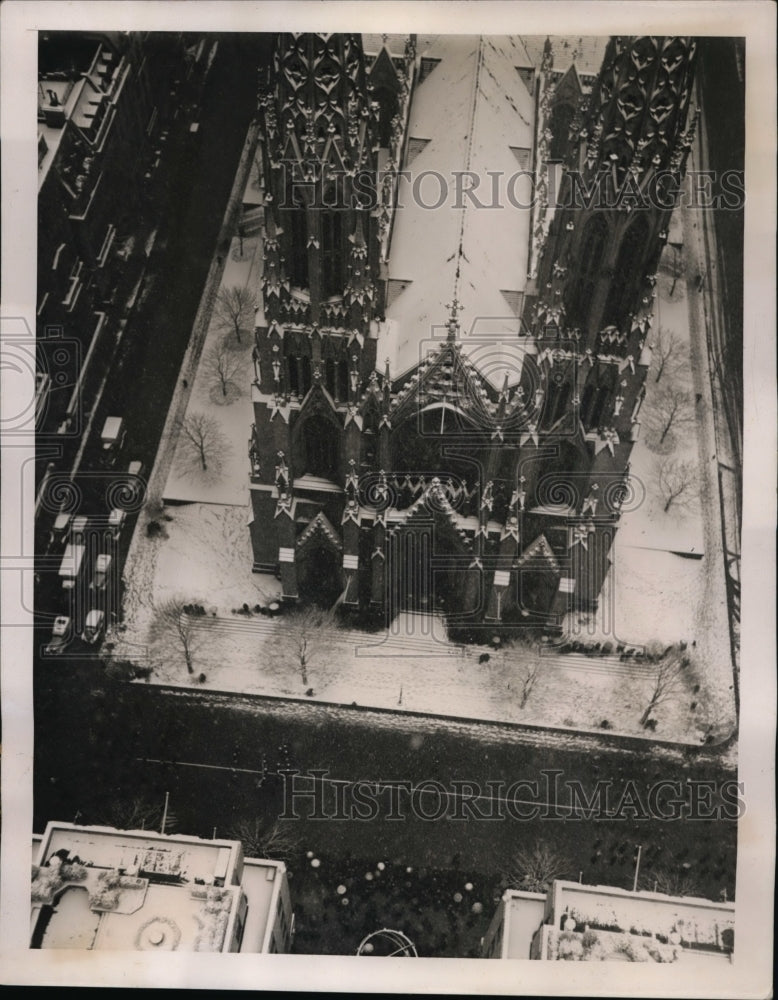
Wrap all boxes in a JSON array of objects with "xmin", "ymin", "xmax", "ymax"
[{"xmin": 247, "ymin": 33, "xmax": 698, "ymax": 628}]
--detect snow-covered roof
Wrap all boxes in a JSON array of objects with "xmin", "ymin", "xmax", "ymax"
[
  {"xmin": 361, "ymin": 33, "xmax": 408, "ymax": 57},
  {"xmin": 518, "ymin": 35, "xmax": 609, "ymax": 78},
  {"xmin": 381, "ymin": 36, "xmax": 536, "ymax": 388}
]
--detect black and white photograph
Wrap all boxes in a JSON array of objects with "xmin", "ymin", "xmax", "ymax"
[{"xmin": 1, "ymin": 1, "xmax": 774, "ymax": 994}]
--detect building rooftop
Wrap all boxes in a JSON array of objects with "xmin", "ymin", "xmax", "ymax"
[
  {"xmin": 31, "ymin": 822, "xmax": 290, "ymax": 954},
  {"xmin": 518, "ymin": 35, "xmax": 609, "ymax": 78},
  {"xmin": 38, "ymin": 32, "xmax": 102, "ymax": 77},
  {"xmin": 382, "ymin": 35, "xmax": 536, "ymax": 388},
  {"xmin": 486, "ymin": 879, "xmax": 735, "ymax": 963}
]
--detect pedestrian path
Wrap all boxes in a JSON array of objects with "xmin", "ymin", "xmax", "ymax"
[{"xmin": 182, "ymin": 612, "xmax": 657, "ymax": 678}]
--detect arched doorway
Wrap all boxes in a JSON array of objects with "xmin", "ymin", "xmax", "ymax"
[
  {"xmin": 518, "ymin": 565, "xmax": 560, "ymax": 617},
  {"xmin": 387, "ymin": 512, "xmax": 469, "ymax": 616},
  {"xmin": 297, "ymin": 544, "xmax": 342, "ymax": 607},
  {"xmin": 300, "ymin": 414, "xmax": 341, "ymax": 480},
  {"xmin": 602, "ymin": 216, "xmax": 650, "ymax": 329},
  {"xmin": 393, "ymin": 527, "xmax": 433, "ymax": 614}
]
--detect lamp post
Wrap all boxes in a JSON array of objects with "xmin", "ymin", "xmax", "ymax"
[
  {"xmin": 632, "ymin": 844, "xmax": 642, "ymax": 892},
  {"xmin": 160, "ymin": 791, "xmax": 170, "ymax": 834}
]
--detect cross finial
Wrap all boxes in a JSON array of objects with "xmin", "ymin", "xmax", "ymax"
[{"xmin": 445, "ymin": 298, "xmax": 464, "ymax": 341}]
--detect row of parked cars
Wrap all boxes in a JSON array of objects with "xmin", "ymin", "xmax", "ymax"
[{"xmin": 44, "ymin": 416, "xmax": 143, "ymax": 655}]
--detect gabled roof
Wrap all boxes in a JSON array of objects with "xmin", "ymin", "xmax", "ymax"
[
  {"xmin": 516, "ymin": 533, "xmax": 560, "ymax": 572},
  {"xmin": 553, "ymin": 62, "xmax": 583, "ymax": 104},
  {"xmin": 392, "ymin": 479, "xmax": 473, "ymax": 550},
  {"xmin": 382, "ymin": 36, "xmax": 536, "ymax": 388},
  {"xmin": 389, "ymin": 339, "xmax": 495, "ymax": 426},
  {"xmin": 296, "ymin": 511, "xmax": 343, "ymax": 553}
]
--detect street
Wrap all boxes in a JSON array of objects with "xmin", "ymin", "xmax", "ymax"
[
  {"xmin": 34, "ymin": 34, "xmax": 264, "ymax": 640},
  {"xmin": 34, "ymin": 663, "xmax": 737, "ymax": 906}
]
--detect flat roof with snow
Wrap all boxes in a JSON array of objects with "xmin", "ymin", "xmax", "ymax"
[{"xmin": 31, "ymin": 823, "xmax": 289, "ymax": 953}]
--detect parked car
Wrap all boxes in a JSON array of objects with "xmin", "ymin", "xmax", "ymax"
[
  {"xmin": 90, "ymin": 553, "xmax": 112, "ymax": 591},
  {"xmin": 50, "ymin": 511, "xmax": 72, "ymax": 548},
  {"xmin": 69, "ymin": 515, "xmax": 89, "ymax": 542},
  {"xmin": 108, "ymin": 508, "xmax": 126, "ymax": 539},
  {"xmin": 82, "ymin": 610, "xmax": 105, "ymax": 645},
  {"xmin": 58, "ymin": 542, "xmax": 85, "ymax": 591},
  {"xmin": 101, "ymin": 416, "xmax": 126, "ymax": 464},
  {"xmin": 45, "ymin": 616, "xmax": 72, "ymax": 655}
]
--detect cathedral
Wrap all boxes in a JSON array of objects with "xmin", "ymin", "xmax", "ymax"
[{"xmin": 246, "ymin": 33, "xmax": 698, "ymax": 628}]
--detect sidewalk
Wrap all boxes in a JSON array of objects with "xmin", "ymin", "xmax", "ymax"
[{"xmin": 161, "ymin": 226, "xmax": 264, "ymax": 506}]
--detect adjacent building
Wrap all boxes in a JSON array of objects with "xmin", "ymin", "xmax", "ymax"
[
  {"xmin": 247, "ymin": 34, "xmax": 699, "ymax": 627},
  {"xmin": 30, "ymin": 822, "xmax": 294, "ymax": 953},
  {"xmin": 482, "ymin": 879, "xmax": 734, "ymax": 963},
  {"xmin": 35, "ymin": 31, "xmax": 195, "ymax": 516}
]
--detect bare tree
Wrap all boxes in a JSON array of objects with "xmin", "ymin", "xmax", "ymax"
[
  {"xmin": 646, "ymin": 378, "xmax": 694, "ymax": 449},
  {"xmin": 640, "ymin": 867, "xmax": 702, "ymax": 898},
  {"xmin": 519, "ymin": 661, "xmax": 540, "ymax": 708},
  {"xmin": 227, "ymin": 817, "xmax": 299, "ymax": 864},
  {"xmin": 204, "ymin": 335, "xmax": 243, "ymax": 399},
  {"xmin": 504, "ymin": 638, "xmax": 542, "ymax": 708},
  {"xmin": 213, "ymin": 284, "xmax": 255, "ymax": 345},
  {"xmin": 96, "ymin": 796, "xmax": 166, "ymax": 833},
  {"xmin": 274, "ymin": 605, "xmax": 338, "ymax": 685},
  {"xmin": 651, "ymin": 327, "xmax": 685, "ymax": 384},
  {"xmin": 151, "ymin": 597, "xmax": 202, "ymax": 675},
  {"xmin": 654, "ymin": 455, "xmax": 699, "ymax": 513},
  {"xmin": 640, "ymin": 656, "xmax": 688, "ymax": 726},
  {"xmin": 503, "ymin": 841, "xmax": 571, "ymax": 893},
  {"xmin": 177, "ymin": 411, "xmax": 229, "ymax": 475}
]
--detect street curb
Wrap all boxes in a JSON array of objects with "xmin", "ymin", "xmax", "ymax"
[
  {"xmin": 120, "ymin": 121, "xmax": 259, "ymax": 598},
  {"xmin": 134, "ymin": 678, "xmax": 736, "ymax": 762}
]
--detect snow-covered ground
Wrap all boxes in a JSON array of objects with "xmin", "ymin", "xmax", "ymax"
[
  {"xmin": 162, "ymin": 231, "xmax": 262, "ymax": 507},
  {"xmin": 112, "ymin": 498, "xmax": 729, "ymax": 745},
  {"xmin": 114, "ymin": 138, "xmax": 736, "ymax": 750},
  {"xmin": 562, "ymin": 225, "xmax": 736, "ymax": 744}
]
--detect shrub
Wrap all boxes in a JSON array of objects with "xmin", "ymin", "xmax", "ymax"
[
  {"xmin": 198, "ymin": 673, "xmax": 207, "ymax": 684},
  {"xmin": 105, "ymin": 660, "xmax": 140, "ymax": 682},
  {"xmin": 600, "ymin": 720, "xmax": 612, "ymax": 730},
  {"xmin": 60, "ymin": 862, "xmax": 88, "ymax": 882},
  {"xmin": 557, "ymin": 933, "xmax": 584, "ymax": 960},
  {"xmin": 147, "ymin": 520, "xmax": 165, "ymax": 538}
]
